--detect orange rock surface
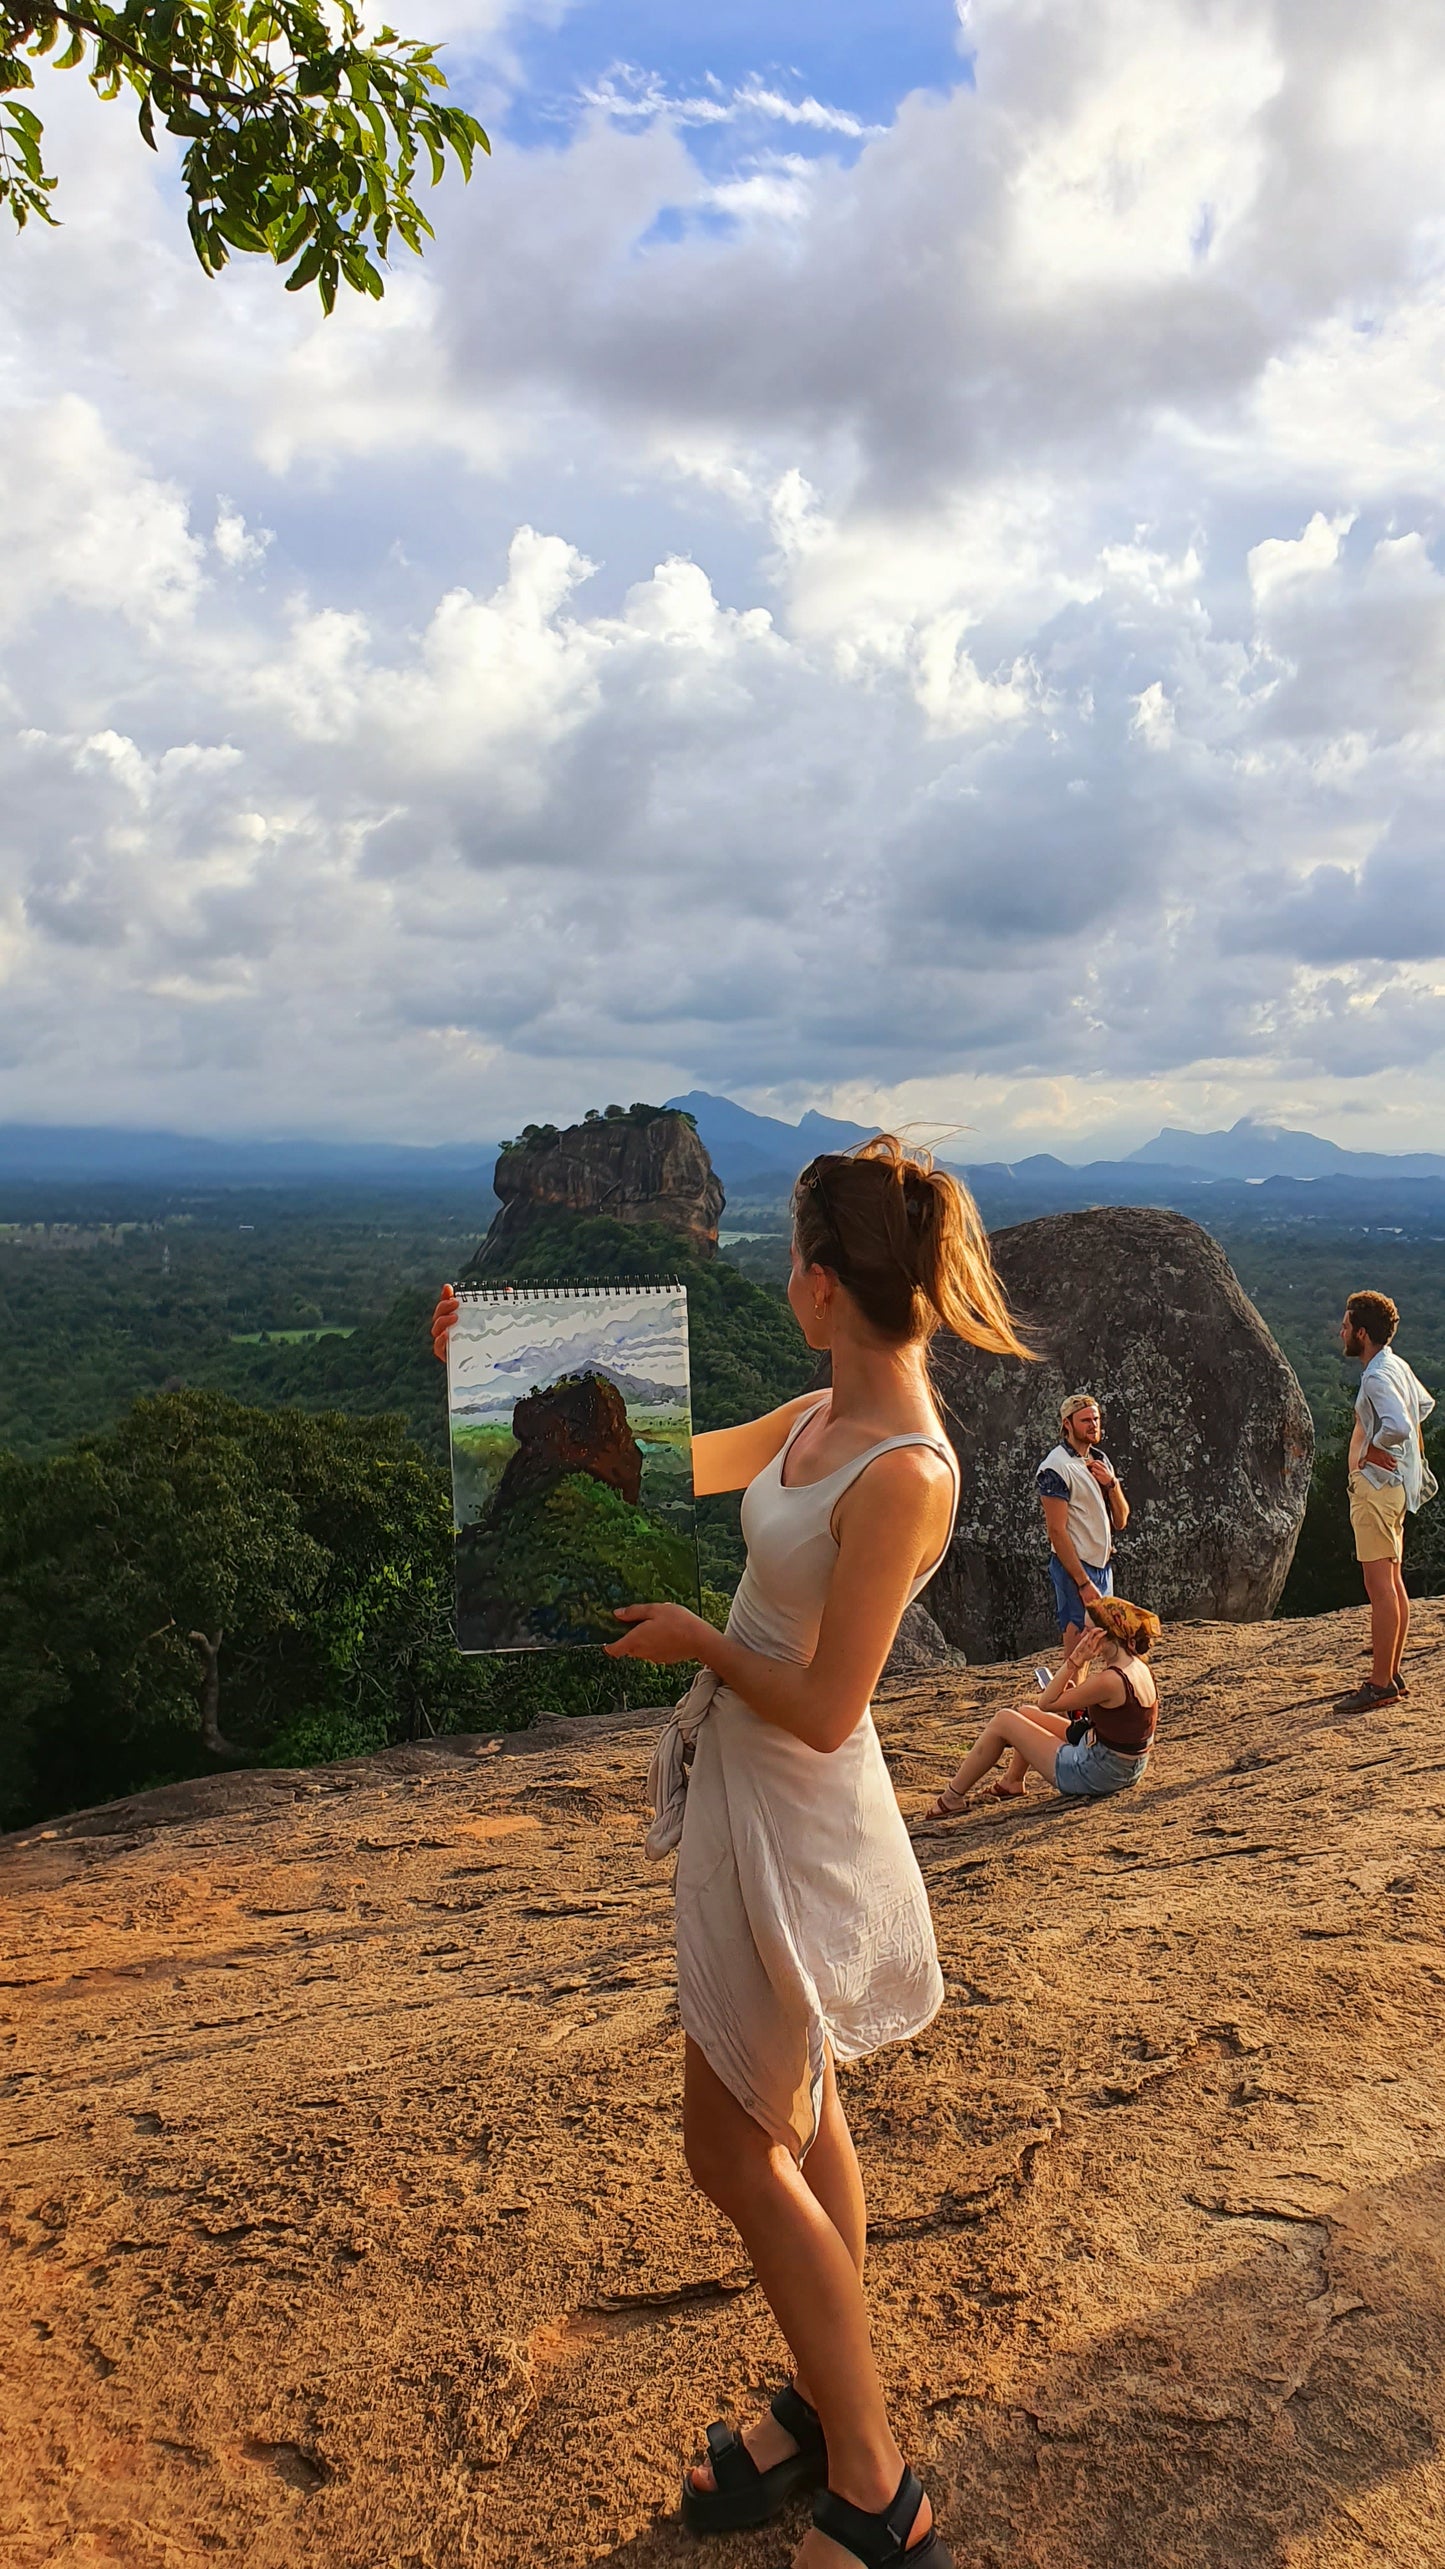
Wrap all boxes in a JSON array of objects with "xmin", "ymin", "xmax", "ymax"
[{"xmin": 2, "ymin": 1603, "xmax": 1442, "ymax": 2567}]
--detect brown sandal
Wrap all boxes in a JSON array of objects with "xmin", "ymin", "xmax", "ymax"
[{"xmin": 923, "ymin": 1785, "xmax": 969, "ymax": 1821}]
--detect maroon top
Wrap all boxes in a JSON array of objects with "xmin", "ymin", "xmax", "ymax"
[{"xmin": 1089, "ymin": 1666, "xmax": 1158, "ymax": 1755}]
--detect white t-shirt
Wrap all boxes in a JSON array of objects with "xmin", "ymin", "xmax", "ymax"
[{"xmin": 1036, "ymin": 1440, "xmax": 1115, "ymax": 1570}]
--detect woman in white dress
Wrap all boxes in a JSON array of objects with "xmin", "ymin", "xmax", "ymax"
[
  {"xmin": 432, "ymin": 1141, "xmax": 1029, "ymax": 2566},
  {"xmin": 601, "ymin": 1139, "xmax": 1032, "ymax": 2569}
]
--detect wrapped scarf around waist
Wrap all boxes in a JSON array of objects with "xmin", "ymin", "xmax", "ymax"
[{"xmin": 644, "ymin": 1665, "xmax": 721, "ymax": 1860}]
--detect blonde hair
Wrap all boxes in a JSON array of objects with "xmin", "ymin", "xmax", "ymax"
[
  {"xmin": 1086, "ymin": 1594, "xmax": 1162, "ymax": 1658},
  {"xmin": 792, "ymin": 1135, "xmax": 1035, "ymax": 1358}
]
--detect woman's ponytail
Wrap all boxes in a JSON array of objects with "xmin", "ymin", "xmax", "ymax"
[{"xmin": 793, "ymin": 1135, "xmax": 1035, "ymax": 1358}]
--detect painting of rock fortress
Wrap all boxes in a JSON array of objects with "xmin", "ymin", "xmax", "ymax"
[{"xmin": 446, "ymin": 1284, "xmax": 698, "ymax": 1651}]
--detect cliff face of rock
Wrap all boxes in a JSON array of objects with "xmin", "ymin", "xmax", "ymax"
[
  {"xmin": 882, "ymin": 1601, "xmax": 967, "ymax": 1679},
  {"xmin": 2, "ymin": 1604, "xmax": 1441, "ymax": 2569},
  {"xmin": 476, "ymin": 1112, "xmax": 725, "ymax": 1266},
  {"xmin": 927, "ymin": 1206, "xmax": 1314, "ymax": 1660},
  {"xmin": 491, "ymin": 1372, "xmax": 644, "ymax": 1515}
]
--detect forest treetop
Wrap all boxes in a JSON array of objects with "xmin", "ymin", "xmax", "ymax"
[{"xmin": 0, "ymin": 0, "xmax": 487, "ymax": 308}]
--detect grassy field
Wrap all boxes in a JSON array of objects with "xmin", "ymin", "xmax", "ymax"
[{"xmin": 229, "ymin": 1325, "xmax": 357, "ymax": 1345}]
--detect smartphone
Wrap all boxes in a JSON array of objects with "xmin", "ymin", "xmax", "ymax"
[{"xmin": 1034, "ymin": 1667, "xmax": 1051, "ymax": 1690}]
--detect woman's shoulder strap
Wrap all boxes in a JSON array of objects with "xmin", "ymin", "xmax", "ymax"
[
  {"xmin": 769, "ymin": 1397, "xmax": 831, "ymax": 1478},
  {"xmin": 780, "ymin": 1396, "xmax": 831, "ymax": 1458},
  {"xmin": 831, "ymin": 1430, "xmax": 959, "ymax": 1501},
  {"xmin": 1114, "ymin": 1665, "xmax": 1157, "ymax": 1712}
]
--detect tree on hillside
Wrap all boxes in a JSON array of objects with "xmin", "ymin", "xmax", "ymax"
[
  {"xmin": 0, "ymin": 1384, "xmax": 703, "ymax": 1829},
  {"xmin": 0, "ymin": 1391, "xmax": 471, "ymax": 1822},
  {"xmin": 0, "ymin": 0, "xmax": 487, "ymax": 308}
]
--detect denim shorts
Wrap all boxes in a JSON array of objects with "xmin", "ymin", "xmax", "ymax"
[
  {"xmin": 1055, "ymin": 1734, "xmax": 1148, "ymax": 1798},
  {"xmin": 1048, "ymin": 1554, "xmax": 1113, "ymax": 1634}
]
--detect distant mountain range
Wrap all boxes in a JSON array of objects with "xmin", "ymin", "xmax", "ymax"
[
  {"xmin": 946, "ymin": 1160, "xmax": 1445, "ymax": 1232},
  {"xmin": 669, "ymin": 1097, "xmax": 1445, "ymax": 1199},
  {"xmin": 1127, "ymin": 1117, "xmax": 1445, "ymax": 1184},
  {"xmin": 1, "ymin": 1102, "xmax": 1442, "ymax": 1221},
  {"xmin": 0, "ymin": 1124, "xmax": 501, "ymax": 1188},
  {"xmin": 664, "ymin": 1093, "xmax": 874, "ymax": 1189}
]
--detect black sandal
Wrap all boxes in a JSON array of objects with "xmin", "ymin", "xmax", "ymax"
[
  {"xmin": 680, "ymin": 2383, "xmax": 827, "ymax": 2535},
  {"xmin": 812, "ymin": 2465, "xmax": 954, "ymax": 2565}
]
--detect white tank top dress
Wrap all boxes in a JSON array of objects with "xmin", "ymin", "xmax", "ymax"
[{"xmin": 671, "ymin": 1399, "xmax": 957, "ymax": 2159}]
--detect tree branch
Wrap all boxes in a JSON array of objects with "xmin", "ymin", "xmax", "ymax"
[
  {"xmin": 43, "ymin": 5, "xmax": 224, "ymax": 103},
  {"xmin": 187, "ymin": 1626, "xmax": 239, "ymax": 1758}
]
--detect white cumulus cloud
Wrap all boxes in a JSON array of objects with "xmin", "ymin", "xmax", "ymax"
[{"xmin": 4, "ymin": 0, "xmax": 1445, "ymax": 1152}]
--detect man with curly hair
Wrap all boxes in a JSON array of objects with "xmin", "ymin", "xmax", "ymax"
[{"xmin": 1337, "ymin": 1290, "xmax": 1436, "ymax": 1712}]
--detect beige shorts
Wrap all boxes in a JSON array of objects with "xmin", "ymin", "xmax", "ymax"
[{"xmin": 1349, "ymin": 1471, "xmax": 1406, "ymax": 1564}]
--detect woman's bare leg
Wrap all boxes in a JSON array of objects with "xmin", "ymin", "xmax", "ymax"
[
  {"xmin": 801, "ymin": 2046, "xmax": 867, "ymax": 2279},
  {"xmin": 997, "ymin": 1743, "xmax": 1030, "ymax": 1795},
  {"xmin": 935, "ymin": 1706, "xmax": 1068, "ymax": 1809},
  {"xmin": 690, "ymin": 2046, "xmax": 865, "ymax": 2480},
  {"xmin": 681, "ymin": 2037, "xmax": 932, "ymax": 2559}
]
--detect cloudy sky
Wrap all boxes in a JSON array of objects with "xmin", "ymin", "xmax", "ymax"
[{"xmin": 5, "ymin": 0, "xmax": 1445, "ymax": 1158}]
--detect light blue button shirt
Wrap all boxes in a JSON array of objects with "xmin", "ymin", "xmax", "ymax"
[{"xmin": 1356, "ymin": 1348, "xmax": 1436, "ymax": 1509}]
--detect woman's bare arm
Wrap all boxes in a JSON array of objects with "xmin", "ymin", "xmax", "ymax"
[
  {"xmin": 433, "ymin": 1285, "xmax": 819, "ymax": 1499},
  {"xmin": 611, "ymin": 1446, "xmax": 953, "ymax": 1752},
  {"xmin": 692, "ymin": 1395, "xmax": 825, "ymax": 1497},
  {"xmin": 1039, "ymin": 1666, "xmax": 1126, "ymax": 1716},
  {"xmin": 1039, "ymin": 1627, "xmax": 1108, "ymax": 1709}
]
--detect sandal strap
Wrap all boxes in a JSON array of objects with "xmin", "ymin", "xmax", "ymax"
[
  {"xmin": 813, "ymin": 2466, "xmax": 925, "ymax": 2563},
  {"xmin": 770, "ymin": 2383, "xmax": 825, "ymax": 2452},
  {"xmin": 702, "ymin": 2420, "xmax": 756, "ymax": 2492}
]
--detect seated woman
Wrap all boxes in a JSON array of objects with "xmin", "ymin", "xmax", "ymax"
[{"xmin": 926, "ymin": 1593, "xmax": 1161, "ymax": 1818}]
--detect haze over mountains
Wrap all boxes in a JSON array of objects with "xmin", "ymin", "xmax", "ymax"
[
  {"xmin": 1129, "ymin": 1120, "xmax": 1445, "ymax": 1184},
  {"xmin": 1, "ymin": 1103, "xmax": 1442, "ymax": 1225},
  {"xmin": 666, "ymin": 1099, "xmax": 1445, "ymax": 1207},
  {"xmin": 0, "ymin": 1126, "xmax": 501, "ymax": 1188}
]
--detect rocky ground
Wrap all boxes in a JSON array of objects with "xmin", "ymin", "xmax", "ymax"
[{"xmin": 2, "ymin": 1604, "xmax": 1443, "ymax": 2569}]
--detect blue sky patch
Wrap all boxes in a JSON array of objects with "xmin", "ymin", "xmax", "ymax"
[{"xmin": 498, "ymin": 0, "xmax": 968, "ymax": 169}]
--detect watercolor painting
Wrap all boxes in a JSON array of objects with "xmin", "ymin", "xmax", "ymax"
[{"xmin": 446, "ymin": 1284, "xmax": 699, "ymax": 1651}]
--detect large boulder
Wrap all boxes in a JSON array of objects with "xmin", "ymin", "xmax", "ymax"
[
  {"xmin": 925, "ymin": 1207, "xmax": 1314, "ymax": 1659},
  {"xmin": 478, "ymin": 1107, "xmax": 724, "ymax": 1266},
  {"xmin": 881, "ymin": 1602, "xmax": 967, "ymax": 1683}
]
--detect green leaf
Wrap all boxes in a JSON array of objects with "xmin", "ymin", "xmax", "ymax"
[
  {"xmin": 283, "ymin": 237, "xmax": 325, "ymax": 291},
  {"xmin": 269, "ymin": 200, "xmax": 316, "ymax": 259},
  {"xmin": 214, "ymin": 208, "xmax": 270, "ymax": 254}
]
